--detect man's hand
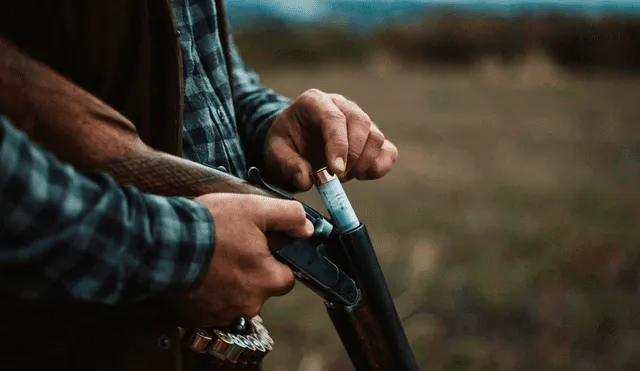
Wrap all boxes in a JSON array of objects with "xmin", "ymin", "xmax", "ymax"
[
  {"xmin": 177, "ymin": 193, "xmax": 314, "ymax": 328},
  {"xmin": 263, "ymin": 89, "xmax": 399, "ymax": 191}
]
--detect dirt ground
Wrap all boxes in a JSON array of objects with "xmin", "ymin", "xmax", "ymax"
[{"xmin": 252, "ymin": 59, "xmax": 640, "ymax": 371}]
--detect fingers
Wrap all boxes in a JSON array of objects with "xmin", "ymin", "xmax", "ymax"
[
  {"xmin": 357, "ymin": 140, "xmax": 399, "ymax": 180},
  {"xmin": 295, "ymin": 89, "xmax": 349, "ymax": 175},
  {"xmin": 346, "ymin": 122, "xmax": 386, "ymax": 179},
  {"xmin": 265, "ymin": 136, "xmax": 314, "ymax": 191},
  {"xmin": 255, "ymin": 197, "xmax": 314, "ymax": 238},
  {"xmin": 284, "ymin": 88, "xmax": 397, "ymax": 184},
  {"xmin": 330, "ymin": 95, "xmax": 372, "ymax": 174},
  {"xmin": 263, "ymin": 258, "xmax": 296, "ymax": 298}
]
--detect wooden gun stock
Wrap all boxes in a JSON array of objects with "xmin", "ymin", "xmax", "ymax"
[
  {"xmin": 0, "ymin": 35, "xmax": 418, "ymax": 371},
  {"xmin": 0, "ymin": 36, "xmax": 272, "ymax": 199}
]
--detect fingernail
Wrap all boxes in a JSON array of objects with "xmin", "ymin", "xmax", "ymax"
[
  {"xmin": 334, "ymin": 158, "xmax": 345, "ymax": 173},
  {"xmin": 305, "ymin": 220, "xmax": 315, "ymax": 235},
  {"xmin": 294, "ymin": 172, "xmax": 304, "ymax": 189}
]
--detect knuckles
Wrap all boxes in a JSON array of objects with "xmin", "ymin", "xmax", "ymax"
[
  {"xmin": 283, "ymin": 201, "xmax": 307, "ymax": 226},
  {"xmin": 297, "ymin": 89, "xmax": 349, "ymax": 125},
  {"xmin": 293, "ymin": 203, "xmax": 307, "ymax": 222},
  {"xmin": 318, "ymin": 109, "xmax": 347, "ymax": 125},
  {"xmin": 370, "ymin": 130, "xmax": 386, "ymax": 148},
  {"xmin": 283, "ymin": 87, "xmax": 399, "ymax": 182},
  {"xmin": 386, "ymin": 141, "xmax": 400, "ymax": 162},
  {"xmin": 281, "ymin": 271, "xmax": 296, "ymax": 293},
  {"xmin": 330, "ymin": 93, "xmax": 348, "ymax": 102},
  {"xmin": 368, "ymin": 163, "xmax": 386, "ymax": 179},
  {"xmin": 281, "ymin": 154, "xmax": 302, "ymax": 173},
  {"xmin": 325, "ymin": 128, "xmax": 350, "ymax": 149},
  {"xmin": 297, "ymin": 88, "xmax": 325, "ymax": 107},
  {"xmin": 369, "ymin": 147, "xmax": 398, "ymax": 178},
  {"xmin": 269, "ymin": 266, "xmax": 296, "ymax": 294},
  {"xmin": 346, "ymin": 110, "xmax": 372, "ymax": 133}
]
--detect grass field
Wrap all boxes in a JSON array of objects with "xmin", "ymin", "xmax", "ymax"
[{"xmin": 251, "ymin": 58, "xmax": 640, "ymax": 371}]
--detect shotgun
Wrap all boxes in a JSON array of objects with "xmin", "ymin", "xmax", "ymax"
[{"xmin": 0, "ymin": 36, "xmax": 419, "ymax": 371}]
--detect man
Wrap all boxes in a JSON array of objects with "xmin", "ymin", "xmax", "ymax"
[{"xmin": 0, "ymin": 0, "xmax": 398, "ymax": 370}]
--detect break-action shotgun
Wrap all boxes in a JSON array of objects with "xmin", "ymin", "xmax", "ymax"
[{"xmin": 0, "ymin": 35, "xmax": 419, "ymax": 371}]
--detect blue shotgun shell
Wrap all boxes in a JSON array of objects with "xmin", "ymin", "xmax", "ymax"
[{"xmin": 312, "ymin": 167, "xmax": 360, "ymax": 233}]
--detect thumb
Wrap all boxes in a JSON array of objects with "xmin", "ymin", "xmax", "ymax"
[
  {"xmin": 266, "ymin": 137, "xmax": 314, "ymax": 191},
  {"xmin": 255, "ymin": 197, "xmax": 315, "ymax": 238}
]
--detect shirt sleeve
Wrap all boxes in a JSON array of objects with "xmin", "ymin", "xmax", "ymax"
[
  {"xmin": 0, "ymin": 115, "xmax": 215, "ymax": 305},
  {"xmin": 228, "ymin": 33, "xmax": 292, "ymax": 169}
]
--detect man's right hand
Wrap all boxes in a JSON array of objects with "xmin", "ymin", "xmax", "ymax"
[{"xmin": 177, "ymin": 193, "xmax": 314, "ymax": 328}]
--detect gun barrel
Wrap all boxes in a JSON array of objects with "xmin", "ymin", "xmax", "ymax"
[
  {"xmin": 335, "ymin": 225, "xmax": 419, "ymax": 371},
  {"xmin": 1, "ymin": 34, "xmax": 418, "ymax": 371},
  {"xmin": 311, "ymin": 169, "xmax": 418, "ymax": 370}
]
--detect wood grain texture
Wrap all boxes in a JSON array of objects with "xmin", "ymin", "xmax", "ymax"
[
  {"xmin": 0, "ymin": 35, "xmax": 275, "ymax": 200},
  {"xmin": 0, "ymin": 34, "xmax": 273, "ymax": 371},
  {"xmin": 327, "ymin": 303, "xmax": 400, "ymax": 371},
  {"xmin": 102, "ymin": 147, "xmax": 275, "ymax": 199}
]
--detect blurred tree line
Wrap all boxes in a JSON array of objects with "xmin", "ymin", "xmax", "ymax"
[{"xmin": 234, "ymin": 12, "xmax": 640, "ymax": 74}]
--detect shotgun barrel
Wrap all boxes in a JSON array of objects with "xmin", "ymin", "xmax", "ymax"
[{"xmin": 0, "ymin": 35, "xmax": 419, "ymax": 371}]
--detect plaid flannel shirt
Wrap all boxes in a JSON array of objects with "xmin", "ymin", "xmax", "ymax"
[
  {"xmin": 0, "ymin": 0, "xmax": 292, "ymax": 304},
  {"xmin": 0, "ymin": 116, "xmax": 215, "ymax": 304},
  {"xmin": 174, "ymin": 0, "xmax": 292, "ymax": 178}
]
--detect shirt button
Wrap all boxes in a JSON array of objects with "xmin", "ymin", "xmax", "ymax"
[
  {"xmin": 176, "ymin": 30, "xmax": 182, "ymax": 37},
  {"xmin": 157, "ymin": 335, "xmax": 171, "ymax": 350},
  {"xmin": 217, "ymin": 166, "xmax": 227, "ymax": 173}
]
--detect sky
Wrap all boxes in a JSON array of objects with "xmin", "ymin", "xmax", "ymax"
[
  {"xmin": 228, "ymin": 0, "xmax": 640, "ymax": 5},
  {"xmin": 227, "ymin": 0, "xmax": 640, "ymax": 14},
  {"xmin": 226, "ymin": 0, "xmax": 640, "ymax": 24}
]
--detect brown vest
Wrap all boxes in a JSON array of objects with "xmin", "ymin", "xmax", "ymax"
[
  {"xmin": 0, "ymin": 1, "xmax": 233, "ymax": 370},
  {"xmin": 0, "ymin": 0, "xmax": 187, "ymax": 156}
]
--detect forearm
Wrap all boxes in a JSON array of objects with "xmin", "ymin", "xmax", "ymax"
[{"xmin": 0, "ymin": 116, "xmax": 215, "ymax": 305}]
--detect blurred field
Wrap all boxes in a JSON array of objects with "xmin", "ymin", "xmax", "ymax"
[
  {"xmin": 234, "ymin": 13, "xmax": 640, "ymax": 74},
  {"xmin": 250, "ymin": 58, "xmax": 640, "ymax": 371}
]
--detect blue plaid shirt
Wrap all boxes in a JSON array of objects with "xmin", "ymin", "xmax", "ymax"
[
  {"xmin": 0, "ymin": 117, "xmax": 215, "ymax": 304},
  {"xmin": 0, "ymin": 0, "xmax": 292, "ymax": 305},
  {"xmin": 174, "ymin": 0, "xmax": 291, "ymax": 178}
]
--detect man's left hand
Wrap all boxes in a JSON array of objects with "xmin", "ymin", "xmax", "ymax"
[{"xmin": 263, "ymin": 89, "xmax": 398, "ymax": 191}]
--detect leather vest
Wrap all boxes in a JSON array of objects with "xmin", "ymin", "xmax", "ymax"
[
  {"xmin": 0, "ymin": 0, "xmax": 186, "ymax": 156},
  {"xmin": 0, "ymin": 1, "xmax": 233, "ymax": 370}
]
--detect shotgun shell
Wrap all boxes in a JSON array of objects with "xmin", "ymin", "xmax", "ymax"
[
  {"xmin": 243, "ymin": 335, "xmax": 266, "ymax": 366},
  {"xmin": 208, "ymin": 330, "xmax": 235, "ymax": 360},
  {"xmin": 238, "ymin": 335, "xmax": 255, "ymax": 353},
  {"xmin": 250, "ymin": 316, "xmax": 263, "ymax": 328},
  {"xmin": 259, "ymin": 332, "xmax": 274, "ymax": 350},
  {"xmin": 246, "ymin": 335, "xmax": 265, "ymax": 354},
  {"xmin": 311, "ymin": 167, "xmax": 360, "ymax": 232},
  {"xmin": 186, "ymin": 329, "xmax": 212, "ymax": 354},
  {"xmin": 233, "ymin": 335, "xmax": 254, "ymax": 370},
  {"xmin": 225, "ymin": 333, "xmax": 248, "ymax": 362},
  {"xmin": 261, "ymin": 338, "xmax": 273, "ymax": 353},
  {"xmin": 255, "ymin": 324, "xmax": 268, "ymax": 338}
]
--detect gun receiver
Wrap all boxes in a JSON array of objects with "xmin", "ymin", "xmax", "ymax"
[
  {"xmin": 247, "ymin": 167, "xmax": 419, "ymax": 371},
  {"xmin": 0, "ymin": 35, "xmax": 419, "ymax": 371}
]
